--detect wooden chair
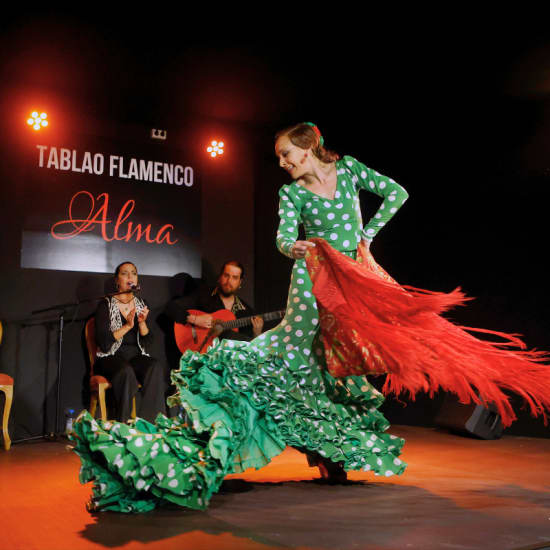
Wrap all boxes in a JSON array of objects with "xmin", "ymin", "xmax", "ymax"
[
  {"xmin": 0, "ymin": 321, "xmax": 13, "ymax": 450},
  {"xmin": 85, "ymin": 318, "xmax": 136, "ymax": 421}
]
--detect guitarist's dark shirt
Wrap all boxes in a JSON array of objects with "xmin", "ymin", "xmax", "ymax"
[{"xmin": 165, "ymin": 285, "xmax": 257, "ymax": 340}]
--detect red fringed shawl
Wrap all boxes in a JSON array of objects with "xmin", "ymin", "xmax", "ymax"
[{"xmin": 305, "ymin": 238, "xmax": 550, "ymax": 427}]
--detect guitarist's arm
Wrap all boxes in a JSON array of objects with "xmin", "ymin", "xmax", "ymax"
[{"xmin": 165, "ymin": 290, "xmax": 213, "ymax": 328}]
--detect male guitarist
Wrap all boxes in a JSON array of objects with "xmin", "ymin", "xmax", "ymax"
[{"xmin": 165, "ymin": 260, "xmax": 264, "ymax": 343}]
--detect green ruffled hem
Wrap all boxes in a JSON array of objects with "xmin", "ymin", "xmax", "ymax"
[{"xmin": 72, "ymin": 339, "xmax": 406, "ymax": 513}]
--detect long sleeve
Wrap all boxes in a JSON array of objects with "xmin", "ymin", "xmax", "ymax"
[
  {"xmin": 165, "ymin": 296, "xmax": 194, "ymax": 324},
  {"xmin": 343, "ymin": 156, "xmax": 408, "ymax": 242},
  {"xmin": 95, "ymin": 300, "xmax": 117, "ymax": 354},
  {"xmin": 276, "ymin": 185, "xmax": 302, "ymax": 258},
  {"xmin": 95, "ymin": 298, "xmax": 153, "ymax": 355}
]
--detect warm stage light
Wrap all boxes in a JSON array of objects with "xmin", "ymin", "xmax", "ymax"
[
  {"xmin": 27, "ymin": 111, "xmax": 48, "ymax": 131},
  {"xmin": 207, "ymin": 139, "xmax": 224, "ymax": 158}
]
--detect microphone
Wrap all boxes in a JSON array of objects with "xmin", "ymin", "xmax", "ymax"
[{"xmin": 129, "ymin": 283, "xmax": 141, "ymax": 292}]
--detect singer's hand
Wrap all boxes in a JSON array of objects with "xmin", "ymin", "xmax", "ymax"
[
  {"xmin": 124, "ymin": 308, "xmax": 136, "ymax": 328},
  {"xmin": 138, "ymin": 306, "xmax": 149, "ymax": 323}
]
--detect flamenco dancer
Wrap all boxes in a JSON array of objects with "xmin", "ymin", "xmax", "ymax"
[{"xmin": 71, "ymin": 122, "xmax": 550, "ymax": 513}]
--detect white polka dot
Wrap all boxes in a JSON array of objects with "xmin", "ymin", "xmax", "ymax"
[
  {"xmin": 346, "ymin": 161, "xmax": 353, "ymax": 167},
  {"xmin": 299, "ymin": 304, "xmax": 307, "ymax": 310},
  {"xmin": 377, "ymin": 458, "xmax": 382, "ymax": 466},
  {"xmin": 304, "ymin": 291, "xmax": 311, "ymax": 298},
  {"xmin": 342, "ymin": 214, "xmax": 350, "ymax": 220},
  {"xmin": 367, "ymin": 440, "xmax": 374, "ymax": 447},
  {"xmin": 312, "ymin": 208, "xmax": 318, "ymax": 214},
  {"xmin": 343, "ymin": 240, "xmax": 350, "ymax": 247},
  {"xmin": 271, "ymin": 335, "xmax": 278, "ymax": 341},
  {"xmin": 283, "ymin": 336, "xmax": 290, "ymax": 342},
  {"xmin": 366, "ymin": 229, "xmax": 375, "ymax": 236},
  {"xmin": 330, "ymin": 233, "xmax": 337, "ymax": 240},
  {"xmin": 390, "ymin": 207, "xmax": 397, "ymax": 213},
  {"xmin": 285, "ymin": 325, "xmax": 292, "ymax": 332},
  {"xmin": 379, "ymin": 181, "xmax": 386, "ymax": 189},
  {"xmin": 297, "ymin": 278, "xmax": 304, "ymax": 284},
  {"xmin": 378, "ymin": 222, "xmax": 385, "ymax": 227},
  {"xmin": 169, "ymin": 479, "xmax": 178, "ymax": 488},
  {"xmin": 388, "ymin": 196, "xmax": 396, "ymax": 202},
  {"xmin": 312, "ymin": 318, "xmax": 318, "ymax": 325},
  {"xmin": 363, "ymin": 464, "xmax": 371, "ymax": 471},
  {"xmin": 344, "ymin": 223, "xmax": 352, "ymax": 231},
  {"xmin": 327, "ymin": 213, "xmax": 335, "ymax": 220},
  {"xmin": 394, "ymin": 458, "xmax": 402, "ymax": 465},
  {"xmin": 385, "ymin": 471, "xmax": 393, "ymax": 477},
  {"xmin": 167, "ymin": 469, "xmax": 176, "ymax": 478},
  {"xmin": 361, "ymin": 170, "xmax": 367, "ymax": 178},
  {"xmin": 295, "ymin": 315, "xmax": 302, "ymax": 322},
  {"xmin": 306, "ymin": 202, "xmax": 311, "ymax": 208},
  {"xmin": 135, "ymin": 438, "xmax": 143, "ymax": 447},
  {"xmin": 314, "ymin": 219, "xmax": 321, "ymax": 226},
  {"xmin": 369, "ymin": 181, "xmax": 375, "ymax": 189},
  {"xmin": 375, "ymin": 213, "xmax": 382, "ymax": 219},
  {"xmin": 324, "ymin": 201, "xmax": 331, "ymax": 208},
  {"xmin": 304, "ymin": 349, "xmax": 311, "ymax": 356},
  {"xmin": 296, "ymin": 330, "xmax": 303, "ymax": 337},
  {"xmin": 136, "ymin": 479, "xmax": 146, "ymax": 489},
  {"xmin": 288, "ymin": 352, "xmax": 295, "ymax": 359},
  {"xmin": 182, "ymin": 445, "xmax": 191, "ymax": 453},
  {"xmin": 334, "ymin": 191, "xmax": 341, "ymax": 198},
  {"xmin": 335, "ymin": 203, "xmax": 343, "ymax": 209},
  {"xmin": 292, "ymin": 288, "xmax": 298, "ymax": 295}
]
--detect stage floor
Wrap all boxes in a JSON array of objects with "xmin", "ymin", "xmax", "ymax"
[{"xmin": 1, "ymin": 425, "xmax": 549, "ymax": 550}]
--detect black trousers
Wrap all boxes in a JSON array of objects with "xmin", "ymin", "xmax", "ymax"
[{"xmin": 94, "ymin": 354, "xmax": 166, "ymax": 423}]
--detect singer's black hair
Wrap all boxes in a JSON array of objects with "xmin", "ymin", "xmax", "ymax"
[{"xmin": 114, "ymin": 261, "xmax": 137, "ymax": 277}]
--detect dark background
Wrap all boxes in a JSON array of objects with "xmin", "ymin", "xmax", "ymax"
[{"xmin": 1, "ymin": 14, "xmax": 549, "ymax": 439}]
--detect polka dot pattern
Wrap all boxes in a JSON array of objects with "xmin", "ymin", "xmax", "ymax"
[
  {"xmin": 276, "ymin": 156, "xmax": 408, "ymax": 258},
  {"xmin": 70, "ymin": 156, "xmax": 409, "ymax": 515}
]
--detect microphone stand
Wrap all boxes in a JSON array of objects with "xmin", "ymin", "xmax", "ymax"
[{"xmin": 13, "ymin": 287, "xmax": 141, "ymax": 444}]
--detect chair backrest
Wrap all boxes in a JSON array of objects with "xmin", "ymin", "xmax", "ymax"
[{"xmin": 85, "ymin": 318, "xmax": 98, "ymax": 373}]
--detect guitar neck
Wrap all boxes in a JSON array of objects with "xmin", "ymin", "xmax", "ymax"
[{"xmin": 220, "ymin": 310, "xmax": 285, "ymax": 330}]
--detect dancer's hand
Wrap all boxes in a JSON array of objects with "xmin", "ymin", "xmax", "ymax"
[
  {"xmin": 361, "ymin": 239, "xmax": 372, "ymax": 251},
  {"xmin": 291, "ymin": 240, "xmax": 316, "ymax": 259}
]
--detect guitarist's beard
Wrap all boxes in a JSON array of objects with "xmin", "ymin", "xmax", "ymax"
[{"xmin": 217, "ymin": 286, "xmax": 237, "ymax": 298}]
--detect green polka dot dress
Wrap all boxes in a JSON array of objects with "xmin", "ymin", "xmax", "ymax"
[{"xmin": 71, "ymin": 155, "xmax": 409, "ymax": 513}]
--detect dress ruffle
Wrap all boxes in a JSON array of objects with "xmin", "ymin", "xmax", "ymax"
[
  {"xmin": 306, "ymin": 238, "xmax": 550, "ymax": 427},
  {"xmin": 72, "ymin": 339, "xmax": 406, "ymax": 512}
]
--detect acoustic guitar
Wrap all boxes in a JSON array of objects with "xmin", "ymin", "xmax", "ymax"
[{"xmin": 174, "ymin": 308, "xmax": 285, "ymax": 353}]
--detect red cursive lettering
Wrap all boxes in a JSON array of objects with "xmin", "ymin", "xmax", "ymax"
[{"xmin": 50, "ymin": 190, "xmax": 178, "ymax": 245}]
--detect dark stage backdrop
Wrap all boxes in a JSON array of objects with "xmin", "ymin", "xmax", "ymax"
[
  {"xmin": 254, "ymin": 117, "xmax": 550, "ymax": 440},
  {"xmin": 0, "ymin": 117, "xmax": 256, "ymax": 440},
  {"xmin": 21, "ymin": 137, "xmax": 200, "ymax": 277}
]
